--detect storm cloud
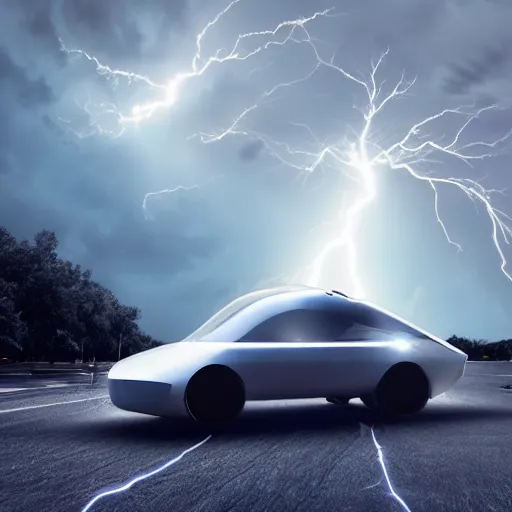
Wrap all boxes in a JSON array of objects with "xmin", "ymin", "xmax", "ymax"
[
  {"xmin": 0, "ymin": 50, "xmax": 54, "ymax": 107},
  {"xmin": 1, "ymin": 0, "xmax": 512, "ymax": 341},
  {"xmin": 443, "ymin": 42, "xmax": 512, "ymax": 96}
]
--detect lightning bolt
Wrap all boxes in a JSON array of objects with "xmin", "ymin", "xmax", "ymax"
[
  {"xmin": 61, "ymin": 1, "xmax": 512, "ymax": 301},
  {"xmin": 59, "ymin": 0, "xmax": 335, "ymax": 138},
  {"xmin": 81, "ymin": 435, "xmax": 212, "ymax": 512},
  {"xmin": 370, "ymin": 426, "xmax": 412, "ymax": 512},
  {"xmin": 200, "ymin": 47, "xmax": 512, "ymax": 298},
  {"xmin": 141, "ymin": 174, "xmax": 225, "ymax": 220}
]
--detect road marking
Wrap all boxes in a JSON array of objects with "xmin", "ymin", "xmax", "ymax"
[
  {"xmin": 81, "ymin": 435, "xmax": 212, "ymax": 512},
  {"xmin": 0, "ymin": 395, "xmax": 109, "ymax": 414},
  {"xmin": 0, "ymin": 388, "xmax": 28, "ymax": 393}
]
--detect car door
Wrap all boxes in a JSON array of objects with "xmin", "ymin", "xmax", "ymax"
[
  {"xmin": 315, "ymin": 300, "xmax": 431, "ymax": 397},
  {"xmin": 235, "ymin": 308, "xmax": 358, "ymax": 399},
  {"xmin": 236, "ymin": 300, "xmax": 420, "ymax": 400},
  {"xmin": 312, "ymin": 338, "xmax": 388, "ymax": 398}
]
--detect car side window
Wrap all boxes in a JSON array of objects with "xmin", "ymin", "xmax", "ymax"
[
  {"xmin": 238, "ymin": 308, "xmax": 354, "ymax": 342},
  {"xmin": 238, "ymin": 302, "xmax": 431, "ymax": 343},
  {"xmin": 333, "ymin": 303, "xmax": 431, "ymax": 341}
]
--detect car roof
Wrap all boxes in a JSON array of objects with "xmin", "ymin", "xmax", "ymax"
[
  {"xmin": 183, "ymin": 285, "xmax": 460, "ymax": 348},
  {"xmin": 184, "ymin": 286, "xmax": 353, "ymax": 342},
  {"xmin": 184, "ymin": 286, "xmax": 462, "ymax": 352}
]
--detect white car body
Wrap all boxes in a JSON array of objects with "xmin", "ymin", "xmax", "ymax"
[{"xmin": 108, "ymin": 286, "xmax": 467, "ymax": 418}]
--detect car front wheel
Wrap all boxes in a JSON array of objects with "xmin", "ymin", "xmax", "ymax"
[{"xmin": 185, "ymin": 365, "xmax": 245, "ymax": 424}]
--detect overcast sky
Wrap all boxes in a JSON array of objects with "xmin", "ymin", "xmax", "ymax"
[{"xmin": 1, "ymin": 0, "xmax": 512, "ymax": 342}]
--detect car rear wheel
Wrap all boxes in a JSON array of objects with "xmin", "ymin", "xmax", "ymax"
[
  {"xmin": 361, "ymin": 363, "xmax": 430, "ymax": 415},
  {"xmin": 185, "ymin": 365, "xmax": 245, "ymax": 424}
]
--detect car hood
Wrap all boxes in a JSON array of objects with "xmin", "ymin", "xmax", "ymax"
[{"xmin": 108, "ymin": 341, "xmax": 225, "ymax": 382}]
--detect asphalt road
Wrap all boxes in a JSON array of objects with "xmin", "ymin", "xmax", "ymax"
[{"xmin": 1, "ymin": 362, "xmax": 511, "ymax": 512}]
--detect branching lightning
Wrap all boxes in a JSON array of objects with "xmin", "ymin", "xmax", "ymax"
[
  {"xmin": 61, "ymin": 0, "xmax": 512, "ymax": 300},
  {"xmin": 81, "ymin": 435, "xmax": 212, "ymax": 512},
  {"xmin": 60, "ymin": 0, "xmax": 334, "ymax": 138},
  {"xmin": 200, "ymin": 43, "xmax": 512, "ymax": 298}
]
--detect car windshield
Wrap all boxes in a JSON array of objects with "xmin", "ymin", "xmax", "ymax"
[{"xmin": 183, "ymin": 287, "xmax": 306, "ymax": 341}]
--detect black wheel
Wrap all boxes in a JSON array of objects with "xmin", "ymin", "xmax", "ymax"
[
  {"xmin": 326, "ymin": 396, "xmax": 351, "ymax": 405},
  {"xmin": 362, "ymin": 363, "xmax": 430, "ymax": 415},
  {"xmin": 185, "ymin": 365, "xmax": 245, "ymax": 424}
]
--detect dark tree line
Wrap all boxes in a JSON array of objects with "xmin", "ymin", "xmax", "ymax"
[
  {"xmin": 447, "ymin": 336, "xmax": 512, "ymax": 361},
  {"xmin": 0, "ymin": 227, "xmax": 162, "ymax": 362}
]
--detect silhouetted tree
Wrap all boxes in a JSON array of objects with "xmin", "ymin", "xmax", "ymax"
[
  {"xmin": 446, "ymin": 335, "xmax": 512, "ymax": 361},
  {"xmin": 0, "ymin": 280, "xmax": 27, "ymax": 357},
  {"xmin": 0, "ymin": 227, "xmax": 162, "ymax": 361}
]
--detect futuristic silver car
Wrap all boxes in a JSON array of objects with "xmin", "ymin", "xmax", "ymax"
[{"xmin": 108, "ymin": 286, "xmax": 467, "ymax": 423}]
